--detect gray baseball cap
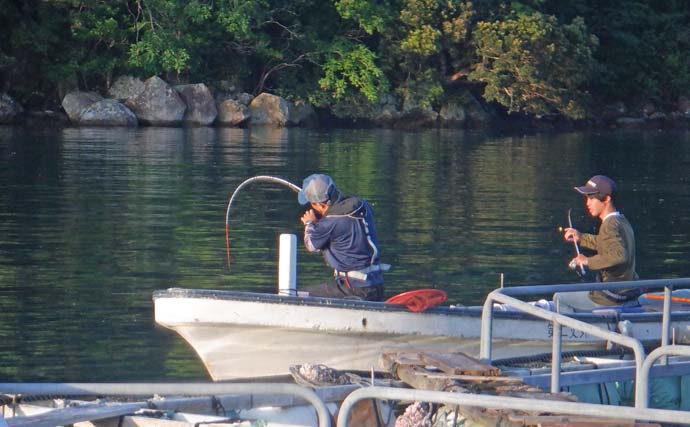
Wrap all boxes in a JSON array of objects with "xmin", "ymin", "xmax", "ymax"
[
  {"xmin": 574, "ymin": 175, "xmax": 617, "ymax": 196},
  {"xmin": 298, "ymin": 174, "xmax": 336, "ymax": 205}
]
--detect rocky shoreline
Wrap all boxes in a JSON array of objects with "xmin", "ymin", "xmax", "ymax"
[{"xmin": 2, "ymin": 75, "xmax": 690, "ymax": 131}]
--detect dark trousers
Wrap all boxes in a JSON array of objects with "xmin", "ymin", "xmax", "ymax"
[{"xmin": 301, "ymin": 276, "xmax": 384, "ymax": 301}]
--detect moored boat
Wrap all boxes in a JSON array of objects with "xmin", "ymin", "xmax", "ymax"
[{"xmin": 153, "ymin": 280, "xmax": 690, "ymax": 381}]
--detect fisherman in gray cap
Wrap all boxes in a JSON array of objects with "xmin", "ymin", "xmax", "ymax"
[
  {"xmin": 555, "ymin": 175, "xmax": 640, "ymax": 312},
  {"xmin": 297, "ymin": 173, "xmax": 387, "ymax": 301}
]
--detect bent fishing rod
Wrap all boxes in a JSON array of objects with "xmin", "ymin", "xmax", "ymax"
[{"xmin": 225, "ymin": 175, "xmax": 302, "ymax": 268}]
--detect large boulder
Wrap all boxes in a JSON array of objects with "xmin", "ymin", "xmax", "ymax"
[
  {"xmin": 108, "ymin": 75, "xmax": 145, "ymax": 101},
  {"xmin": 0, "ymin": 93, "xmax": 23, "ymax": 124},
  {"xmin": 78, "ymin": 99, "xmax": 138, "ymax": 126},
  {"xmin": 125, "ymin": 76, "xmax": 186, "ymax": 125},
  {"xmin": 62, "ymin": 91, "xmax": 103, "ymax": 122},
  {"xmin": 249, "ymin": 93, "xmax": 289, "ymax": 126},
  {"xmin": 175, "ymin": 83, "xmax": 217, "ymax": 126},
  {"xmin": 217, "ymin": 98, "xmax": 250, "ymax": 126}
]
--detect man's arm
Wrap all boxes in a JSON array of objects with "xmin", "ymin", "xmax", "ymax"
[
  {"xmin": 586, "ymin": 223, "xmax": 627, "ymax": 271},
  {"xmin": 303, "ymin": 222, "xmax": 319, "ymax": 252}
]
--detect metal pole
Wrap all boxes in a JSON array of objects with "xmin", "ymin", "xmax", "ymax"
[
  {"xmin": 661, "ymin": 285, "xmax": 672, "ymax": 351},
  {"xmin": 551, "ymin": 322, "xmax": 562, "ymax": 393},
  {"xmin": 479, "ymin": 293, "xmax": 495, "ymax": 363}
]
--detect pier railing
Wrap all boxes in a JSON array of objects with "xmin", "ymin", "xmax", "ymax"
[
  {"xmin": 336, "ymin": 386, "xmax": 688, "ymax": 427},
  {"xmin": 479, "ymin": 277, "xmax": 690, "ymax": 407},
  {"xmin": 0, "ymin": 382, "xmax": 333, "ymax": 427}
]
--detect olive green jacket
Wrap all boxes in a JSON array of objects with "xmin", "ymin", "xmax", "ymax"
[{"xmin": 580, "ymin": 213, "xmax": 638, "ymax": 283}]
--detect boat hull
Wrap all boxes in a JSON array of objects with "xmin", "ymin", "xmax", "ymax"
[{"xmin": 153, "ymin": 288, "xmax": 690, "ymax": 380}]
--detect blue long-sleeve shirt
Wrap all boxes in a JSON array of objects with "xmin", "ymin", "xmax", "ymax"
[{"xmin": 304, "ymin": 196, "xmax": 381, "ymax": 283}]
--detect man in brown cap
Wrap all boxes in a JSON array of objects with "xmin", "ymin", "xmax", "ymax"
[{"xmin": 554, "ymin": 175, "xmax": 640, "ymax": 312}]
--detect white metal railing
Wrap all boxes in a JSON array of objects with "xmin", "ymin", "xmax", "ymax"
[
  {"xmin": 479, "ymin": 277, "xmax": 690, "ymax": 407},
  {"xmin": 336, "ymin": 386, "xmax": 688, "ymax": 427},
  {"xmin": 0, "ymin": 382, "xmax": 332, "ymax": 427},
  {"xmin": 638, "ymin": 345, "xmax": 690, "ymax": 408}
]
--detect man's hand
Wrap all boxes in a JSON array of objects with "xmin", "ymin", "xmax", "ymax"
[
  {"xmin": 563, "ymin": 227, "xmax": 580, "ymax": 243},
  {"xmin": 301, "ymin": 209, "xmax": 318, "ymax": 225},
  {"xmin": 569, "ymin": 254, "xmax": 588, "ymax": 269}
]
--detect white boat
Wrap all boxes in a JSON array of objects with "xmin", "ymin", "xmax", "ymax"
[{"xmin": 153, "ymin": 285, "xmax": 690, "ymax": 381}]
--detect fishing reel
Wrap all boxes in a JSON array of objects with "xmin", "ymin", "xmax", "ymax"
[{"xmin": 568, "ymin": 259, "xmax": 587, "ymax": 279}]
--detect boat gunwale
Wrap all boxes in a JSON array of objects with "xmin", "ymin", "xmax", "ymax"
[{"xmin": 152, "ymin": 287, "xmax": 690, "ymax": 322}]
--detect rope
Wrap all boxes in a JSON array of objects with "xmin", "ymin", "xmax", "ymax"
[{"xmin": 225, "ymin": 176, "xmax": 301, "ymax": 268}]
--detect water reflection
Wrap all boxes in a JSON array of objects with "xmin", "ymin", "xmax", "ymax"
[{"xmin": 0, "ymin": 126, "xmax": 689, "ymax": 381}]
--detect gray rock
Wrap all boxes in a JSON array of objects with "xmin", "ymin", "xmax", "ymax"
[
  {"xmin": 62, "ymin": 91, "xmax": 103, "ymax": 122},
  {"xmin": 288, "ymin": 100, "xmax": 318, "ymax": 126},
  {"xmin": 78, "ymin": 99, "xmax": 138, "ymax": 126},
  {"xmin": 373, "ymin": 94, "xmax": 401, "ymax": 123},
  {"xmin": 439, "ymin": 101, "xmax": 466, "ymax": 126},
  {"xmin": 400, "ymin": 95, "xmax": 439, "ymax": 126},
  {"xmin": 642, "ymin": 102, "xmax": 656, "ymax": 117},
  {"xmin": 678, "ymin": 96, "xmax": 690, "ymax": 116},
  {"xmin": 602, "ymin": 101, "xmax": 627, "ymax": 120},
  {"xmin": 217, "ymin": 99, "xmax": 250, "ymax": 126},
  {"xmin": 175, "ymin": 83, "xmax": 217, "ymax": 126},
  {"xmin": 0, "ymin": 93, "xmax": 23, "ymax": 123},
  {"xmin": 108, "ymin": 75, "xmax": 145, "ymax": 101},
  {"xmin": 375, "ymin": 104, "xmax": 401, "ymax": 122},
  {"xmin": 249, "ymin": 93, "xmax": 289, "ymax": 126},
  {"xmin": 125, "ymin": 76, "xmax": 186, "ymax": 125},
  {"xmin": 236, "ymin": 92, "xmax": 254, "ymax": 106}
]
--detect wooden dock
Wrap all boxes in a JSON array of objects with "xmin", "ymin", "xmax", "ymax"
[{"xmin": 380, "ymin": 349, "xmax": 660, "ymax": 427}]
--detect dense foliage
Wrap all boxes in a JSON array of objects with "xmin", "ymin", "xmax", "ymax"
[{"xmin": 1, "ymin": 0, "xmax": 688, "ymax": 119}]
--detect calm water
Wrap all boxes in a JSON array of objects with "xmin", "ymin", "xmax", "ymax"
[{"xmin": 1, "ymin": 125, "xmax": 690, "ymax": 381}]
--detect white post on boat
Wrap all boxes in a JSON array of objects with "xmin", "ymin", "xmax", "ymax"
[{"xmin": 278, "ymin": 233, "xmax": 297, "ymax": 296}]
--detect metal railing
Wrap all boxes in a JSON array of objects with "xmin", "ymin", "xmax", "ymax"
[
  {"xmin": 336, "ymin": 386, "xmax": 688, "ymax": 427},
  {"xmin": 0, "ymin": 382, "xmax": 332, "ymax": 427},
  {"xmin": 479, "ymin": 277, "xmax": 690, "ymax": 407},
  {"xmin": 638, "ymin": 345, "xmax": 690, "ymax": 408}
]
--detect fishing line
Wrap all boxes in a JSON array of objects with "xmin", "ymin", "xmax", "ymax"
[{"xmin": 225, "ymin": 175, "xmax": 302, "ymax": 268}]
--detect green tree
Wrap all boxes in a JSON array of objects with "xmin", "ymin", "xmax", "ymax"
[
  {"xmin": 380, "ymin": 0, "xmax": 477, "ymax": 109},
  {"xmin": 469, "ymin": 12, "xmax": 597, "ymax": 119},
  {"xmin": 68, "ymin": 0, "xmax": 132, "ymax": 88},
  {"xmin": 579, "ymin": 1, "xmax": 690, "ymax": 108},
  {"xmin": 1, "ymin": 1, "xmax": 77, "ymax": 106},
  {"xmin": 126, "ymin": 0, "xmax": 214, "ymax": 81},
  {"xmin": 317, "ymin": 41, "xmax": 387, "ymax": 103}
]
